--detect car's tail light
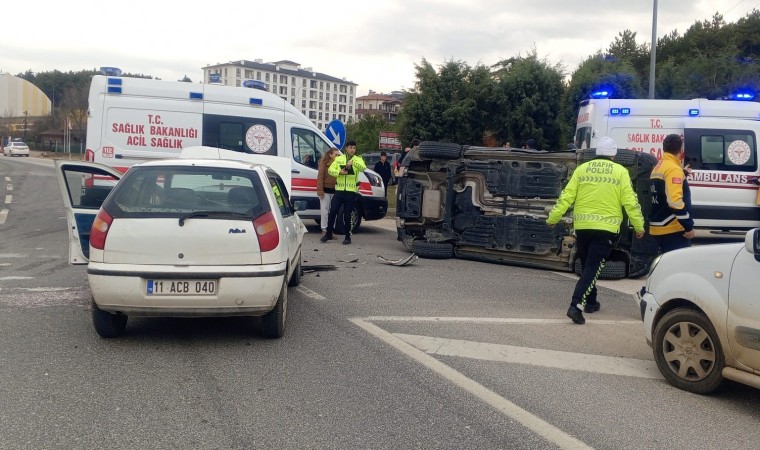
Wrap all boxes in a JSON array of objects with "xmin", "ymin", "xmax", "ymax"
[
  {"xmin": 253, "ymin": 211, "xmax": 279, "ymax": 252},
  {"xmin": 90, "ymin": 209, "xmax": 114, "ymax": 250}
]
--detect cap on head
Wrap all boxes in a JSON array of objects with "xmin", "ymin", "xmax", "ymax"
[{"xmin": 595, "ymin": 136, "xmax": 617, "ymax": 157}]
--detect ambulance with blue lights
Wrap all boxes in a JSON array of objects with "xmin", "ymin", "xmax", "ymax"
[
  {"xmin": 84, "ymin": 68, "xmax": 387, "ymax": 231},
  {"xmin": 575, "ymin": 93, "xmax": 760, "ymax": 230}
]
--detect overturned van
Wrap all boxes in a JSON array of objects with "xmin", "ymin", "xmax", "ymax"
[{"xmin": 396, "ymin": 142, "xmax": 660, "ymax": 279}]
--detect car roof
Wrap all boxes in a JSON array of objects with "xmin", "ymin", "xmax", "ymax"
[{"xmin": 136, "ymin": 158, "xmax": 262, "ymax": 171}]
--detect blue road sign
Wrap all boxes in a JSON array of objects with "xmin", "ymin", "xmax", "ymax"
[{"xmin": 325, "ymin": 119, "xmax": 346, "ymax": 150}]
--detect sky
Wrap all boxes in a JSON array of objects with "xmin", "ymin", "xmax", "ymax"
[{"xmin": 1, "ymin": 0, "xmax": 758, "ymax": 96}]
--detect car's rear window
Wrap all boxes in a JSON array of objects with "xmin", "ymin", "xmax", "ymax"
[{"xmin": 105, "ymin": 166, "xmax": 270, "ymax": 218}]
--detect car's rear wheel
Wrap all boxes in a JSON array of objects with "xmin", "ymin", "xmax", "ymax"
[
  {"xmin": 573, "ymin": 259, "xmax": 627, "ymax": 280},
  {"xmin": 418, "ymin": 141, "xmax": 462, "ymax": 160},
  {"xmin": 91, "ymin": 300, "xmax": 127, "ymax": 338},
  {"xmin": 288, "ymin": 254, "xmax": 302, "ymax": 287},
  {"xmin": 261, "ymin": 278, "xmax": 288, "ymax": 339},
  {"xmin": 652, "ymin": 308, "xmax": 725, "ymax": 394},
  {"xmin": 412, "ymin": 241, "xmax": 454, "ymax": 259}
]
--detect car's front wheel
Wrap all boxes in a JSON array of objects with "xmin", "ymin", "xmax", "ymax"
[
  {"xmin": 91, "ymin": 300, "xmax": 127, "ymax": 338},
  {"xmin": 261, "ymin": 278, "xmax": 288, "ymax": 339},
  {"xmin": 652, "ymin": 308, "xmax": 725, "ymax": 394}
]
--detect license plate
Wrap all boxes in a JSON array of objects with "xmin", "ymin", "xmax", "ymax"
[{"xmin": 146, "ymin": 279, "xmax": 217, "ymax": 296}]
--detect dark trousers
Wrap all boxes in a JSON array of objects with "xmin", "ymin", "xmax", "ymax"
[
  {"xmin": 326, "ymin": 191, "xmax": 359, "ymax": 237},
  {"xmin": 572, "ymin": 229, "xmax": 617, "ymax": 308},
  {"xmin": 654, "ymin": 232, "xmax": 691, "ymax": 254}
]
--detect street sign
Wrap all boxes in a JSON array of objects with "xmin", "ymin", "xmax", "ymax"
[{"xmin": 325, "ymin": 119, "xmax": 346, "ymax": 150}]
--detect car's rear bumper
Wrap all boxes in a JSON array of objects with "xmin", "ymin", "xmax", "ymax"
[{"xmin": 87, "ymin": 262, "xmax": 286, "ymax": 316}]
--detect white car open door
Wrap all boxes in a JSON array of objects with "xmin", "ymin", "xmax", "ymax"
[{"xmin": 55, "ymin": 161, "xmax": 123, "ymax": 264}]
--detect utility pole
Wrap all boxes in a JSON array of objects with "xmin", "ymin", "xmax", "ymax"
[
  {"xmin": 648, "ymin": 0, "xmax": 658, "ymax": 99},
  {"xmin": 23, "ymin": 111, "xmax": 28, "ymax": 141}
]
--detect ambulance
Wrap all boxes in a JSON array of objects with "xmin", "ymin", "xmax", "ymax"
[
  {"xmin": 84, "ymin": 70, "xmax": 387, "ymax": 231},
  {"xmin": 575, "ymin": 96, "xmax": 760, "ymax": 230}
]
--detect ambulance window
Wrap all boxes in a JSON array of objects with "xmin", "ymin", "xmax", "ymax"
[
  {"xmin": 575, "ymin": 127, "xmax": 591, "ymax": 149},
  {"xmin": 697, "ymin": 133, "xmax": 756, "ymax": 171},
  {"xmin": 202, "ymin": 115, "xmax": 278, "ymax": 156},
  {"xmin": 219, "ymin": 122, "xmax": 244, "ymax": 151},
  {"xmin": 291, "ymin": 128, "xmax": 331, "ymax": 169}
]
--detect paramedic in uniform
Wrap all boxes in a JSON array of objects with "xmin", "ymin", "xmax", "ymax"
[
  {"xmin": 649, "ymin": 133, "xmax": 695, "ymax": 252},
  {"xmin": 547, "ymin": 137, "xmax": 645, "ymax": 325},
  {"xmin": 321, "ymin": 140, "xmax": 366, "ymax": 245}
]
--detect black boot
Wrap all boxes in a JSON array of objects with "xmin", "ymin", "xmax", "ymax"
[
  {"xmin": 320, "ymin": 234, "xmax": 332, "ymax": 243},
  {"xmin": 567, "ymin": 306, "xmax": 585, "ymax": 324}
]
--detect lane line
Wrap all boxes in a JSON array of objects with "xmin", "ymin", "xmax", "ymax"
[
  {"xmin": 395, "ymin": 334, "xmax": 661, "ymax": 379},
  {"xmin": 0, "ymin": 209, "xmax": 8, "ymax": 225},
  {"xmin": 5, "ymin": 184, "xmax": 12, "ymax": 191},
  {"xmin": 364, "ymin": 316, "xmax": 641, "ymax": 325},
  {"xmin": 5, "ymin": 195, "xmax": 11, "ymax": 204},
  {"xmin": 296, "ymin": 285, "xmax": 327, "ymax": 301},
  {"xmin": 351, "ymin": 318, "xmax": 592, "ymax": 450},
  {"xmin": 4, "ymin": 177, "xmax": 10, "ymax": 182}
]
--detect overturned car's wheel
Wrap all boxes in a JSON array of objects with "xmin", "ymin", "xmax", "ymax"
[
  {"xmin": 412, "ymin": 241, "xmax": 454, "ymax": 259},
  {"xmin": 573, "ymin": 259, "xmax": 627, "ymax": 280},
  {"xmin": 418, "ymin": 141, "xmax": 462, "ymax": 160}
]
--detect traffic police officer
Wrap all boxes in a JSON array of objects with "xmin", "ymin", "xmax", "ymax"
[
  {"xmin": 547, "ymin": 137, "xmax": 645, "ymax": 324},
  {"xmin": 321, "ymin": 140, "xmax": 366, "ymax": 245}
]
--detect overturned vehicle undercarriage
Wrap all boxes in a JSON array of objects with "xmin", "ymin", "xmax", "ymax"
[{"xmin": 396, "ymin": 142, "xmax": 660, "ymax": 279}]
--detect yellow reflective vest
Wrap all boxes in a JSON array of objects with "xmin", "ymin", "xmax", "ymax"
[
  {"xmin": 328, "ymin": 154, "xmax": 366, "ymax": 193},
  {"xmin": 547, "ymin": 157, "xmax": 645, "ymax": 234}
]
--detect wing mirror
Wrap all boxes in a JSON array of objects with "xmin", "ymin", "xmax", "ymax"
[
  {"xmin": 744, "ymin": 228, "xmax": 760, "ymax": 261},
  {"xmin": 293, "ymin": 200, "xmax": 308, "ymax": 211}
]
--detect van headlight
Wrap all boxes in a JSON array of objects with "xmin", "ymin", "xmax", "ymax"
[{"xmin": 365, "ymin": 171, "xmax": 382, "ymax": 187}]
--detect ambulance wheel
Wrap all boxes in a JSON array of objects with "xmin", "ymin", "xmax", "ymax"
[
  {"xmin": 334, "ymin": 207, "xmax": 362, "ymax": 235},
  {"xmin": 573, "ymin": 259, "xmax": 627, "ymax": 280},
  {"xmin": 418, "ymin": 141, "xmax": 463, "ymax": 160},
  {"xmin": 412, "ymin": 241, "xmax": 454, "ymax": 259}
]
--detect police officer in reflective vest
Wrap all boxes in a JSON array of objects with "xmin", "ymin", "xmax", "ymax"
[
  {"xmin": 547, "ymin": 137, "xmax": 645, "ymax": 324},
  {"xmin": 649, "ymin": 134, "xmax": 695, "ymax": 252},
  {"xmin": 321, "ymin": 140, "xmax": 366, "ymax": 245}
]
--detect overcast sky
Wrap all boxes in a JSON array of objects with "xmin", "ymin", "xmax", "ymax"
[{"xmin": 2, "ymin": 1, "xmax": 757, "ymax": 96}]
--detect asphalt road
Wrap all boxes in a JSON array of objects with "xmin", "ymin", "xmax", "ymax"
[{"xmin": 1, "ymin": 155, "xmax": 757, "ymax": 450}]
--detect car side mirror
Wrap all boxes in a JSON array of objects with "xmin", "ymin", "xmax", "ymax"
[
  {"xmin": 293, "ymin": 200, "xmax": 308, "ymax": 211},
  {"xmin": 744, "ymin": 228, "xmax": 760, "ymax": 261}
]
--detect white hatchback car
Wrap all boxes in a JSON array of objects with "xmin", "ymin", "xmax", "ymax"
[
  {"xmin": 4, "ymin": 141, "xmax": 30, "ymax": 157},
  {"xmin": 56, "ymin": 155, "xmax": 306, "ymax": 339},
  {"xmin": 639, "ymin": 229, "xmax": 760, "ymax": 393}
]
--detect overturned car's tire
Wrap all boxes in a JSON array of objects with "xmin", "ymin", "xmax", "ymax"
[
  {"xmin": 573, "ymin": 259, "xmax": 628, "ymax": 280},
  {"xmin": 418, "ymin": 141, "xmax": 462, "ymax": 160},
  {"xmin": 412, "ymin": 241, "xmax": 454, "ymax": 259}
]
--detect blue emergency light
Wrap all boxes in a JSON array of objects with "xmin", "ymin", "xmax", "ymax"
[
  {"xmin": 730, "ymin": 91, "xmax": 756, "ymax": 101},
  {"xmin": 243, "ymin": 80, "xmax": 268, "ymax": 91},
  {"xmin": 100, "ymin": 67, "xmax": 122, "ymax": 76},
  {"xmin": 189, "ymin": 92, "xmax": 203, "ymax": 100},
  {"xmin": 610, "ymin": 108, "xmax": 620, "ymax": 115},
  {"xmin": 620, "ymin": 108, "xmax": 631, "ymax": 115},
  {"xmin": 591, "ymin": 90, "xmax": 611, "ymax": 99},
  {"xmin": 689, "ymin": 109, "xmax": 700, "ymax": 116},
  {"xmin": 249, "ymin": 98, "xmax": 263, "ymax": 106}
]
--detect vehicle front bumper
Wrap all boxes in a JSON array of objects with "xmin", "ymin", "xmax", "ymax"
[
  {"xmin": 362, "ymin": 195, "xmax": 388, "ymax": 220},
  {"xmin": 87, "ymin": 262, "xmax": 286, "ymax": 317},
  {"xmin": 638, "ymin": 286, "xmax": 661, "ymax": 348}
]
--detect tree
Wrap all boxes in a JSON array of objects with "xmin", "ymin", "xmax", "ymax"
[{"xmin": 346, "ymin": 114, "xmax": 392, "ymax": 154}]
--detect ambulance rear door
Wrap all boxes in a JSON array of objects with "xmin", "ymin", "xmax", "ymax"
[{"xmin": 683, "ymin": 117, "xmax": 760, "ymax": 230}]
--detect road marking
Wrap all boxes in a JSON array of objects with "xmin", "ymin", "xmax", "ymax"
[
  {"xmin": 0, "ymin": 276, "xmax": 34, "ymax": 281},
  {"xmin": 0, "ymin": 209, "xmax": 8, "ymax": 225},
  {"xmin": 4, "ymin": 177, "xmax": 10, "ymax": 182},
  {"xmin": 4, "ymin": 195, "xmax": 11, "ymax": 204},
  {"xmin": 352, "ymin": 318, "xmax": 592, "ymax": 450},
  {"xmin": 395, "ymin": 334, "xmax": 661, "ymax": 379},
  {"xmin": 5, "ymin": 184, "xmax": 12, "ymax": 191},
  {"xmin": 296, "ymin": 285, "xmax": 327, "ymax": 301},
  {"xmin": 365, "ymin": 316, "xmax": 641, "ymax": 325}
]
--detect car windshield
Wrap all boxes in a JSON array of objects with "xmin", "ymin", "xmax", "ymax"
[{"xmin": 105, "ymin": 166, "xmax": 271, "ymax": 219}]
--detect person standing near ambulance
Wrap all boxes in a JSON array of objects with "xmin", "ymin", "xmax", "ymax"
[
  {"xmin": 648, "ymin": 134, "xmax": 695, "ymax": 252},
  {"xmin": 321, "ymin": 140, "xmax": 366, "ymax": 245},
  {"xmin": 547, "ymin": 137, "xmax": 645, "ymax": 325}
]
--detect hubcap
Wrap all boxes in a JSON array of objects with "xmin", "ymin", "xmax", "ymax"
[{"xmin": 662, "ymin": 321, "xmax": 716, "ymax": 381}]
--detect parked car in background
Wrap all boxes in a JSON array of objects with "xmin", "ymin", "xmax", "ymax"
[
  {"xmin": 396, "ymin": 141, "xmax": 660, "ymax": 279},
  {"xmin": 639, "ymin": 229, "xmax": 760, "ymax": 394},
  {"xmin": 55, "ymin": 151, "xmax": 306, "ymax": 339},
  {"xmin": 362, "ymin": 151, "xmax": 403, "ymax": 185},
  {"xmin": 3, "ymin": 141, "xmax": 30, "ymax": 157}
]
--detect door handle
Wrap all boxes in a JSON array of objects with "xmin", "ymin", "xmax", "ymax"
[{"xmin": 291, "ymin": 169, "xmax": 300, "ymax": 174}]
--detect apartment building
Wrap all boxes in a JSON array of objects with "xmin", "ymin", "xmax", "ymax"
[
  {"xmin": 202, "ymin": 60, "xmax": 357, "ymax": 130},
  {"xmin": 355, "ymin": 90, "xmax": 404, "ymax": 123}
]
